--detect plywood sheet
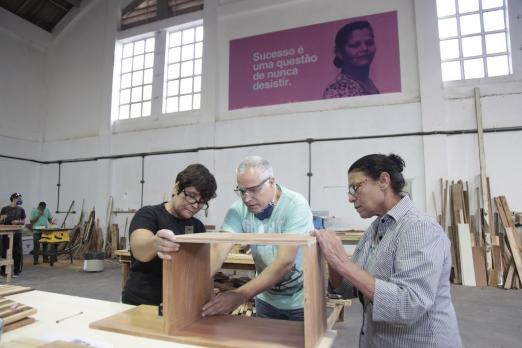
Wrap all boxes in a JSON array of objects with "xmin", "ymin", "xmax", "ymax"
[
  {"xmin": 472, "ymin": 246, "xmax": 487, "ymax": 287},
  {"xmin": 163, "ymin": 243, "xmax": 211, "ymax": 333},
  {"xmin": 458, "ymin": 224, "xmax": 476, "ymax": 286},
  {"xmin": 90, "ymin": 305, "xmax": 304, "ymax": 348}
]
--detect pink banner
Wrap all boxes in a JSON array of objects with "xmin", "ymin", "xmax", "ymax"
[{"xmin": 229, "ymin": 11, "xmax": 401, "ymax": 110}]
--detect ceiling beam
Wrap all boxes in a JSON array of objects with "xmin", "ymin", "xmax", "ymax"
[
  {"xmin": 63, "ymin": 0, "xmax": 81, "ymax": 7},
  {"xmin": 122, "ymin": 0, "xmax": 145, "ymax": 17}
]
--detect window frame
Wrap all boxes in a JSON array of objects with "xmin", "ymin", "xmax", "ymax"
[
  {"xmin": 110, "ymin": 14, "xmax": 204, "ymax": 133},
  {"xmin": 436, "ymin": 0, "xmax": 513, "ymax": 83}
]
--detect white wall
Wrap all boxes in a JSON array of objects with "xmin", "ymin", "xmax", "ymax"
[{"xmin": 0, "ymin": 0, "xmax": 521, "ymax": 235}]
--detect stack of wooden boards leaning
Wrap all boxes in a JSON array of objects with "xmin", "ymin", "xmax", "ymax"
[{"xmin": 434, "ymin": 178, "xmax": 522, "ymax": 289}]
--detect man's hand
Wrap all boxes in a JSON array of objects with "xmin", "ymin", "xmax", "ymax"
[
  {"xmin": 202, "ymin": 290, "xmax": 247, "ymax": 317},
  {"xmin": 0, "ymin": 215, "xmax": 6, "ymax": 224},
  {"xmin": 155, "ymin": 229, "xmax": 180, "ymax": 260},
  {"xmin": 311, "ymin": 229, "xmax": 350, "ymax": 268}
]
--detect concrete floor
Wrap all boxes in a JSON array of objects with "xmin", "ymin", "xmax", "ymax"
[{"xmin": 5, "ymin": 255, "xmax": 522, "ymax": 348}]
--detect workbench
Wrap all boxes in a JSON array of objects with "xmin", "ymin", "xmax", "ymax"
[
  {"xmin": 0, "ymin": 225, "xmax": 23, "ymax": 282},
  {"xmin": 33, "ymin": 227, "xmax": 74, "ymax": 266},
  {"xmin": 1, "ymin": 290, "xmax": 195, "ymax": 347}
]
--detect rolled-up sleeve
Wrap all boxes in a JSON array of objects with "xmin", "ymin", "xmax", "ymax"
[{"xmin": 372, "ymin": 220, "xmax": 446, "ymax": 325}]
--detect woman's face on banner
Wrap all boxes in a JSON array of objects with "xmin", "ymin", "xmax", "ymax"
[{"xmin": 343, "ymin": 28, "xmax": 376, "ymax": 68}]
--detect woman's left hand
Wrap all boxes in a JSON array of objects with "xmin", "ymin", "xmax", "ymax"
[{"xmin": 311, "ymin": 229, "xmax": 350, "ymax": 268}]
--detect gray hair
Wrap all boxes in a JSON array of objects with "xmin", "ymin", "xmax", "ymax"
[{"xmin": 236, "ymin": 156, "xmax": 274, "ymax": 178}]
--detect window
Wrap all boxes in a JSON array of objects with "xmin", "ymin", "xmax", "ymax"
[
  {"xmin": 164, "ymin": 25, "xmax": 203, "ymax": 113},
  {"xmin": 436, "ymin": 0, "xmax": 511, "ymax": 81},
  {"xmin": 112, "ymin": 21, "xmax": 203, "ymax": 124},
  {"xmin": 117, "ymin": 36, "xmax": 155, "ymax": 120}
]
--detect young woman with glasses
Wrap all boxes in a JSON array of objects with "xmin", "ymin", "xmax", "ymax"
[{"xmin": 121, "ymin": 164, "xmax": 217, "ymax": 306}]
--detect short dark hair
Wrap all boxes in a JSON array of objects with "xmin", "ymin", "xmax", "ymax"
[
  {"xmin": 10, "ymin": 193, "xmax": 22, "ymax": 202},
  {"xmin": 348, "ymin": 154, "xmax": 405, "ymax": 194},
  {"xmin": 333, "ymin": 20, "xmax": 374, "ymax": 68},
  {"xmin": 175, "ymin": 164, "xmax": 217, "ymax": 202},
  {"xmin": 38, "ymin": 202, "xmax": 46, "ymax": 208}
]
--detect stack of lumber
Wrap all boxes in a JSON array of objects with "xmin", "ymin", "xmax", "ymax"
[
  {"xmin": 213, "ymin": 272, "xmax": 255, "ymax": 316},
  {"xmin": 494, "ymin": 196, "xmax": 522, "ymax": 289},
  {"xmin": 0, "ymin": 297, "xmax": 37, "ymax": 332},
  {"xmin": 69, "ymin": 209, "xmax": 104, "ymax": 260},
  {"xmin": 436, "ymin": 178, "xmax": 521, "ymax": 289}
]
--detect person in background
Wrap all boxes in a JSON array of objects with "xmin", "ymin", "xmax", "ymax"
[
  {"xmin": 158, "ymin": 156, "xmax": 314, "ymax": 321},
  {"xmin": 323, "ymin": 20, "xmax": 380, "ymax": 98},
  {"xmin": 121, "ymin": 164, "xmax": 217, "ymax": 306},
  {"xmin": 30, "ymin": 201, "xmax": 55, "ymax": 265},
  {"xmin": 313, "ymin": 154, "xmax": 462, "ymax": 347},
  {"xmin": 0, "ymin": 193, "xmax": 26, "ymax": 277}
]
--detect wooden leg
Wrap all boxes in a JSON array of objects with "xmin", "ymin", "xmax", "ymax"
[{"xmin": 6, "ymin": 232, "xmax": 14, "ymax": 282}]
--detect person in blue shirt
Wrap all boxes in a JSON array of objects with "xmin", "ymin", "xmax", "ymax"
[
  {"xmin": 30, "ymin": 202, "xmax": 55, "ymax": 265},
  {"xmin": 157, "ymin": 156, "xmax": 314, "ymax": 321}
]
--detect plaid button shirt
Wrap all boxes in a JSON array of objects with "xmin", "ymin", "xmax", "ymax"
[{"xmin": 332, "ymin": 196, "xmax": 462, "ymax": 348}]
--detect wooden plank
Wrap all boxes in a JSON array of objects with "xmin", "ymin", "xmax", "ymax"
[
  {"xmin": 458, "ymin": 224, "xmax": 476, "ymax": 286},
  {"xmin": 3, "ymin": 317, "xmax": 36, "ymax": 332},
  {"xmin": 303, "ymin": 241, "xmax": 326, "ymax": 348},
  {"xmin": 0, "ymin": 284, "xmax": 33, "ymax": 297},
  {"xmin": 164, "ymin": 243, "xmax": 211, "ymax": 334},
  {"xmin": 504, "ymin": 260, "xmax": 515, "ymax": 289},
  {"xmin": 111, "ymin": 224, "xmax": 119, "ymax": 257},
  {"xmin": 442, "ymin": 179, "xmax": 448, "ymax": 232},
  {"xmin": 505, "ymin": 226, "xmax": 522, "ymax": 282},
  {"xmin": 450, "ymin": 183, "xmax": 463, "ymax": 283},
  {"xmin": 500, "ymin": 196, "xmax": 522, "ymax": 249},
  {"xmin": 473, "ymin": 88, "xmax": 494, "ymax": 279},
  {"xmin": 326, "ymin": 305, "xmax": 343, "ymax": 331},
  {"xmin": 0, "ymin": 306, "xmax": 37, "ymax": 325},
  {"xmin": 174, "ymin": 232, "xmax": 315, "ymax": 245},
  {"xmin": 472, "ymin": 246, "xmax": 487, "ymax": 287},
  {"xmin": 0, "ymin": 225, "xmax": 23, "ymax": 231},
  {"xmin": 90, "ymin": 305, "xmax": 304, "ymax": 348}
]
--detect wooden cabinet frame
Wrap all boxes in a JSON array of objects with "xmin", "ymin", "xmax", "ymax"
[{"xmin": 91, "ymin": 232, "xmax": 335, "ymax": 347}]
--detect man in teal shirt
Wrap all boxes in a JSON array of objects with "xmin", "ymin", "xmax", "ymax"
[
  {"xmin": 30, "ymin": 202, "xmax": 54, "ymax": 265},
  {"xmin": 203, "ymin": 156, "xmax": 314, "ymax": 321}
]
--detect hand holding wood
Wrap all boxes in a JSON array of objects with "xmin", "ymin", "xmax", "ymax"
[
  {"xmin": 312, "ymin": 229, "xmax": 350, "ymax": 270},
  {"xmin": 201, "ymin": 290, "xmax": 247, "ymax": 317},
  {"xmin": 155, "ymin": 229, "xmax": 180, "ymax": 260}
]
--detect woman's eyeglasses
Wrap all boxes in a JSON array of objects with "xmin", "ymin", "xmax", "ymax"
[
  {"xmin": 182, "ymin": 189, "xmax": 209, "ymax": 210},
  {"xmin": 234, "ymin": 177, "xmax": 271, "ymax": 198},
  {"xmin": 348, "ymin": 178, "xmax": 368, "ymax": 197}
]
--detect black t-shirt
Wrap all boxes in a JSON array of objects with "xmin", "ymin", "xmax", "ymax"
[
  {"xmin": 0, "ymin": 206, "xmax": 26, "ymax": 225},
  {"xmin": 121, "ymin": 203, "xmax": 205, "ymax": 305}
]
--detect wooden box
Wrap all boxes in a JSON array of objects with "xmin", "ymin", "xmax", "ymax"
[{"xmin": 91, "ymin": 232, "xmax": 334, "ymax": 347}]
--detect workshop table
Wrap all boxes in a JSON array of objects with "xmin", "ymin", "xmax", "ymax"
[
  {"xmin": 2, "ymin": 290, "xmax": 196, "ymax": 347},
  {"xmin": 33, "ymin": 227, "xmax": 74, "ymax": 266},
  {"xmin": 0, "ymin": 225, "xmax": 23, "ymax": 282}
]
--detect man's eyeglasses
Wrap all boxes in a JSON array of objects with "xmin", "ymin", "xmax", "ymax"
[
  {"xmin": 348, "ymin": 179, "xmax": 368, "ymax": 197},
  {"xmin": 234, "ymin": 177, "xmax": 271, "ymax": 197},
  {"xmin": 182, "ymin": 189, "xmax": 209, "ymax": 210}
]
